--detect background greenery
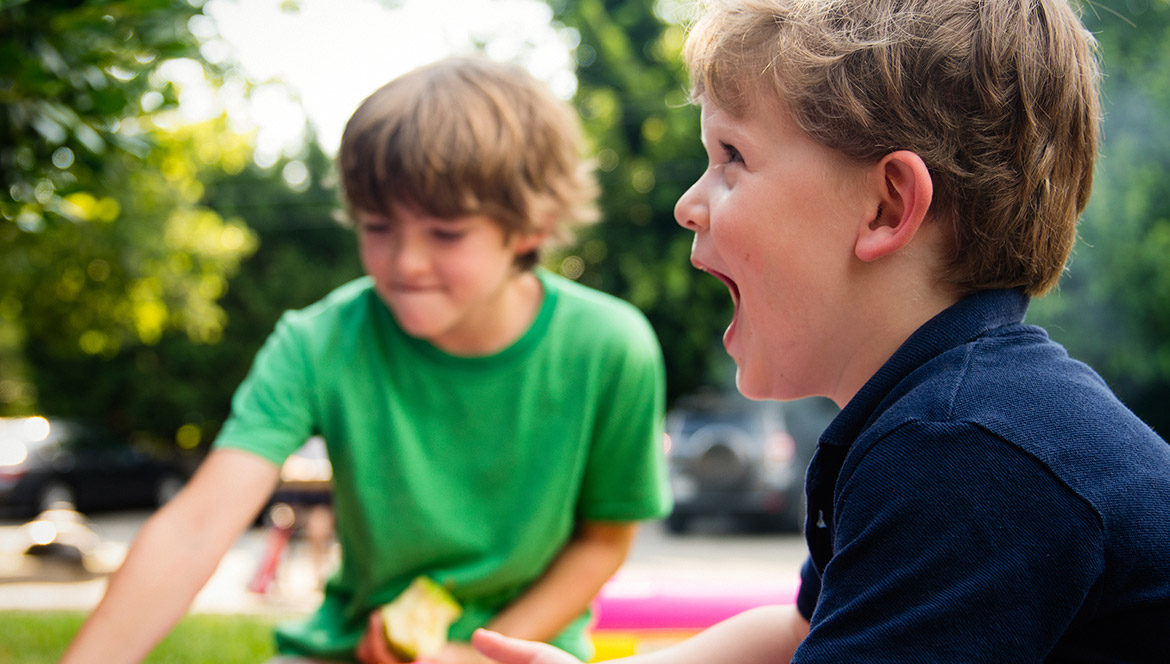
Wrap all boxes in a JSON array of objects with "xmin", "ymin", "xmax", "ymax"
[{"xmin": 3, "ymin": 0, "xmax": 1170, "ymax": 455}]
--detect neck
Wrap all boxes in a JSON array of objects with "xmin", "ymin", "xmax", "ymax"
[
  {"xmin": 432, "ymin": 270, "xmax": 544, "ymax": 356},
  {"xmin": 828, "ymin": 277, "xmax": 961, "ymax": 409}
]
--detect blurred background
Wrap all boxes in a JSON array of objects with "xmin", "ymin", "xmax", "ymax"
[{"xmin": 2, "ymin": 0, "xmax": 1170, "ymax": 498}]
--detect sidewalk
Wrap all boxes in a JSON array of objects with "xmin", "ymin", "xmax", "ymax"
[{"xmin": 0, "ymin": 511, "xmax": 322, "ymax": 616}]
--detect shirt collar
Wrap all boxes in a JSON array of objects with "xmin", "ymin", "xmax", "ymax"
[{"xmin": 820, "ymin": 288, "xmax": 1031, "ymax": 447}]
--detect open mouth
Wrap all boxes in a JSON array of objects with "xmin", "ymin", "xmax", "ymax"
[
  {"xmin": 702, "ymin": 267, "xmax": 740, "ymax": 309},
  {"xmin": 695, "ymin": 264, "xmax": 741, "ymax": 348}
]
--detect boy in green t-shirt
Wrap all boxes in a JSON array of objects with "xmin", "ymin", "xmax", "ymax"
[{"xmin": 62, "ymin": 56, "xmax": 671, "ymax": 664}]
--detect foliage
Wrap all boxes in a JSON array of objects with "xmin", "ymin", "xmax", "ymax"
[
  {"xmin": 0, "ymin": 0, "xmax": 256, "ymax": 421},
  {"xmin": 549, "ymin": 0, "xmax": 735, "ymax": 403},
  {"xmin": 24, "ymin": 130, "xmax": 358, "ymax": 450},
  {"xmin": 1028, "ymin": 0, "xmax": 1170, "ymax": 435},
  {"xmin": 180, "ymin": 135, "xmax": 360, "ymax": 449},
  {"xmin": 1, "ymin": 0, "xmax": 360, "ymax": 450},
  {"xmin": 0, "ymin": 610, "xmax": 280, "ymax": 663}
]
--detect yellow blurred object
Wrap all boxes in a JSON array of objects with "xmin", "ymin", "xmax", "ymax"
[
  {"xmin": 589, "ymin": 632, "xmax": 638, "ymax": 661},
  {"xmin": 589, "ymin": 629, "xmax": 697, "ymax": 661},
  {"xmin": 380, "ymin": 576, "xmax": 463, "ymax": 661}
]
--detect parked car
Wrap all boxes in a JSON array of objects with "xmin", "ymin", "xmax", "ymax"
[
  {"xmin": 0, "ymin": 416, "xmax": 188, "ymax": 517},
  {"xmin": 663, "ymin": 391, "xmax": 838, "ymax": 533}
]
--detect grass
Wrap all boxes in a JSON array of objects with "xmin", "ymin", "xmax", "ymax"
[{"xmin": 0, "ymin": 610, "xmax": 282, "ymax": 663}]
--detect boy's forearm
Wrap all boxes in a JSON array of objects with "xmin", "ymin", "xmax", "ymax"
[
  {"xmin": 485, "ymin": 521, "xmax": 637, "ymax": 642},
  {"xmin": 644, "ymin": 604, "xmax": 807, "ymax": 664},
  {"xmin": 59, "ymin": 504, "xmax": 228, "ymax": 663},
  {"xmin": 60, "ymin": 449, "xmax": 279, "ymax": 664},
  {"xmin": 473, "ymin": 606, "xmax": 807, "ymax": 664},
  {"xmin": 600, "ymin": 605, "xmax": 807, "ymax": 664}
]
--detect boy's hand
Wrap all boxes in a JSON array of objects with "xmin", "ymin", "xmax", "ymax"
[
  {"xmin": 419, "ymin": 641, "xmax": 495, "ymax": 664},
  {"xmin": 355, "ymin": 610, "xmax": 407, "ymax": 664},
  {"xmin": 470, "ymin": 629, "xmax": 582, "ymax": 664}
]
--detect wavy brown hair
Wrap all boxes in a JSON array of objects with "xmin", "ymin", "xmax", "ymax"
[
  {"xmin": 684, "ymin": 0, "xmax": 1102, "ymax": 295},
  {"xmin": 338, "ymin": 56, "xmax": 598, "ymax": 269}
]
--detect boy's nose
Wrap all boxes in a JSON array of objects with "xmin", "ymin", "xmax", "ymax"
[
  {"xmin": 674, "ymin": 179, "xmax": 708, "ymax": 231},
  {"xmin": 390, "ymin": 233, "xmax": 430, "ymax": 277}
]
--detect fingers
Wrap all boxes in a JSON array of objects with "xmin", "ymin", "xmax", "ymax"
[
  {"xmin": 355, "ymin": 610, "xmax": 403, "ymax": 664},
  {"xmin": 430, "ymin": 641, "xmax": 492, "ymax": 664},
  {"xmin": 471, "ymin": 629, "xmax": 581, "ymax": 664}
]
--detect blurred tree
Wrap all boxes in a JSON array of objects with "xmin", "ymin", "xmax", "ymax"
[
  {"xmin": 26, "ymin": 130, "xmax": 360, "ymax": 452},
  {"xmin": 1028, "ymin": 0, "xmax": 1170, "ymax": 436},
  {"xmin": 0, "ymin": 0, "xmax": 256, "ymax": 427},
  {"xmin": 548, "ymin": 0, "xmax": 735, "ymax": 404},
  {"xmin": 177, "ymin": 133, "xmax": 360, "ymax": 452}
]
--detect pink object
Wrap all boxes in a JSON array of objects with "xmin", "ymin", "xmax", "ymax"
[
  {"xmin": 247, "ymin": 525, "xmax": 293, "ymax": 594},
  {"xmin": 593, "ymin": 570, "xmax": 798, "ymax": 630}
]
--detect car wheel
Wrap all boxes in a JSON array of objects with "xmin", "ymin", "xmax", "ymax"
[
  {"xmin": 37, "ymin": 481, "xmax": 77, "ymax": 512},
  {"xmin": 154, "ymin": 474, "xmax": 184, "ymax": 507},
  {"xmin": 665, "ymin": 511, "xmax": 691, "ymax": 535}
]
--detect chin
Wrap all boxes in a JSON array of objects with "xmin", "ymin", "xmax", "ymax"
[
  {"xmin": 733, "ymin": 369, "xmax": 775, "ymax": 401},
  {"xmin": 735, "ymin": 367, "xmax": 812, "ymax": 403}
]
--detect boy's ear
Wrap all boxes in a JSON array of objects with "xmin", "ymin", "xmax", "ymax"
[
  {"xmin": 511, "ymin": 229, "xmax": 548, "ymax": 256},
  {"xmin": 854, "ymin": 150, "xmax": 933, "ymax": 262}
]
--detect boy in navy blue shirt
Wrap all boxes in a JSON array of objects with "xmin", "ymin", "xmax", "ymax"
[{"xmin": 473, "ymin": 0, "xmax": 1170, "ymax": 662}]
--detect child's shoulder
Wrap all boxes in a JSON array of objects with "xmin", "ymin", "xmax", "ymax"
[
  {"xmin": 542, "ymin": 270, "xmax": 653, "ymax": 327},
  {"xmin": 887, "ymin": 319, "xmax": 1156, "ymax": 463},
  {"xmin": 271, "ymin": 276, "xmax": 380, "ymax": 345},
  {"xmin": 287, "ymin": 276, "xmax": 377, "ymax": 321},
  {"xmin": 539, "ymin": 269, "xmax": 662, "ymax": 353}
]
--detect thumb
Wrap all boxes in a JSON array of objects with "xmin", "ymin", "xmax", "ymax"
[{"xmin": 471, "ymin": 629, "xmax": 580, "ymax": 664}]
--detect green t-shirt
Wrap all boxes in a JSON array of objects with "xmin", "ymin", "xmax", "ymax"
[{"xmin": 213, "ymin": 269, "xmax": 671, "ymax": 661}]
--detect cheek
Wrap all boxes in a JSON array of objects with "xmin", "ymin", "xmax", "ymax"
[
  {"xmin": 357, "ymin": 240, "xmax": 376, "ymax": 270},
  {"xmin": 724, "ymin": 222, "xmax": 779, "ymax": 284},
  {"xmin": 436, "ymin": 243, "xmax": 510, "ymax": 286},
  {"xmin": 358, "ymin": 240, "xmax": 388, "ymax": 275}
]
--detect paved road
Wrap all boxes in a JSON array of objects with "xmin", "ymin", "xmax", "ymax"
[{"xmin": 0, "ymin": 510, "xmax": 807, "ymax": 616}]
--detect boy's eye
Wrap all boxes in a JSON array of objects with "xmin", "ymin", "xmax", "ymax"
[
  {"xmin": 360, "ymin": 222, "xmax": 391, "ymax": 235},
  {"xmin": 430, "ymin": 227, "xmax": 466, "ymax": 242},
  {"xmin": 720, "ymin": 141, "xmax": 743, "ymax": 164}
]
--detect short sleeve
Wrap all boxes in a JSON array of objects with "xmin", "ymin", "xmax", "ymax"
[
  {"xmin": 576, "ymin": 312, "xmax": 672, "ymax": 522},
  {"xmin": 213, "ymin": 311, "xmax": 318, "ymax": 466}
]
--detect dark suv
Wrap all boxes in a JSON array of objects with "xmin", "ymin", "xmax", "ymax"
[{"xmin": 663, "ymin": 391, "xmax": 838, "ymax": 534}]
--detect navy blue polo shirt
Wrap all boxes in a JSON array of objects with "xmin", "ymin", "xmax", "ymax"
[{"xmin": 794, "ymin": 289, "xmax": 1170, "ymax": 663}]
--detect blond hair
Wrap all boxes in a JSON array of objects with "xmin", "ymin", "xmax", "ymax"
[
  {"xmin": 684, "ymin": 0, "xmax": 1102, "ymax": 295},
  {"xmin": 338, "ymin": 56, "xmax": 598, "ymax": 269}
]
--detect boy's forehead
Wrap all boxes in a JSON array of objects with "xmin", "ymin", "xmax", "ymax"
[
  {"xmin": 357, "ymin": 199, "xmax": 435, "ymax": 221},
  {"xmin": 699, "ymin": 100, "xmax": 743, "ymax": 136},
  {"xmin": 355, "ymin": 204, "xmax": 497, "ymax": 227},
  {"xmin": 699, "ymin": 96, "xmax": 790, "ymax": 138}
]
